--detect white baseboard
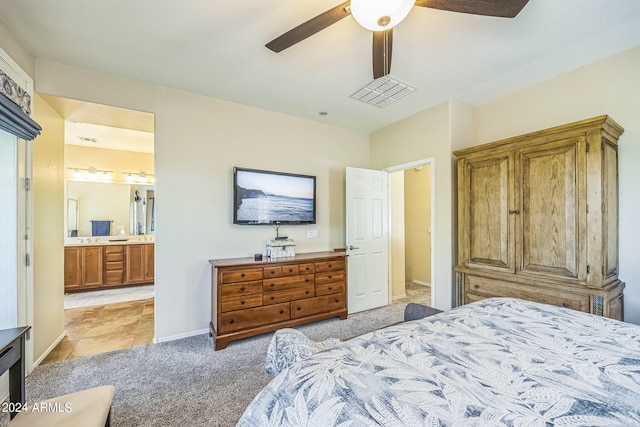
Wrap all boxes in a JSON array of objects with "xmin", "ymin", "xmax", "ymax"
[
  {"xmin": 155, "ymin": 328, "xmax": 210, "ymax": 343},
  {"xmin": 412, "ymin": 280, "xmax": 431, "ymax": 288},
  {"xmin": 392, "ymin": 293, "xmax": 407, "ymax": 301},
  {"xmin": 32, "ymin": 332, "xmax": 66, "ymax": 368}
]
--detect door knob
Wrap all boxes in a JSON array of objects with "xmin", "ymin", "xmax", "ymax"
[{"xmin": 348, "ymin": 245, "xmax": 359, "ymax": 250}]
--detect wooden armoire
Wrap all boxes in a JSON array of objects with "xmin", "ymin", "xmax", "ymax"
[{"xmin": 454, "ymin": 115, "xmax": 624, "ymax": 320}]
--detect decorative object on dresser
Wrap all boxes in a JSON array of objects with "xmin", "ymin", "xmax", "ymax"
[
  {"xmin": 209, "ymin": 252, "xmax": 347, "ymax": 350},
  {"xmin": 454, "ymin": 115, "xmax": 624, "ymax": 320},
  {"xmin": 266, "ymin": 238, "xmax": 296, "ymax": 258}
]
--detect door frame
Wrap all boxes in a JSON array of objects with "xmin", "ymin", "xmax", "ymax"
[{"xmin": 384, "ymin": 157, "xmax": 435, "ymax": 307}]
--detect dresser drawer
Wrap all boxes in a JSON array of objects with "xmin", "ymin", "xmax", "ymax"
[
  {"xmin": 315, "ymin": 259, "xmax": 344, "ymax": 273},
  {"xmin": 465, "ymin": 275, "xmax": 590, "ymax": 312},
  {"xmin": 221, "ymin": 268, "xmax": 263, "ymax": 284},
  {"xmin": 315, "ymin": 271, "xmax": 344, "ymax": 285},
  {"xmin": 264, "ymin": 285, "xmax": 314, "ymax": 305},
  {"xmin": 298, "ymin": 263, "xmax": 315, "ymax": 274},
  {"xmin": 263, "ymin": 266, "xmax": 281, "ymax": 278},
  {"xmin": 263, "ymin": 274, "xmax": 314, "ymax": 292},
  {"xmin": 316, "ymin": 281, "xmax": 344, "ymax": 296},
  {"xmin": 220, "ymin": 280, "xmax": 262, "ymax": 297},
  {"xmin": 219, "ymin": 303, "xmax": 290, "ymax": 333},
  {"xmin": 221, "ymin": 293, "xmax": 263, "ymax": 312},
  {"xmin": 280, "ymin": 264, "xmax": 299, "ymax": 276},
  {"xmin": 291, "ymin": 293, "xmax": 345, "ymax": 319}
]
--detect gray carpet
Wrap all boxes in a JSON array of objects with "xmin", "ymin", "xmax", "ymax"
[{"xmin": 2, "ymin": 300, "xmax": 414, "ymax": 427}]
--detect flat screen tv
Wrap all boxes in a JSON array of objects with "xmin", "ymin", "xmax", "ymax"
[{"xmin": 233, "ymin": 167, "xmax": 316, "ymax": 225}]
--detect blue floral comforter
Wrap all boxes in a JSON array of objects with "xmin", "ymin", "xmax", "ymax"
[{"xmin": 237, "ymin": 298, "xmax": 640, "ymax": 426}]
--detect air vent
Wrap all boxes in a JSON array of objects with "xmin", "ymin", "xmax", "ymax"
[
  {"xmin": 350, "ymin": 75, "xmax": 416, "ymax": 107},
  {"xmin": 77, "ymin": 136, "xmax": 98, "ymax": 143}
]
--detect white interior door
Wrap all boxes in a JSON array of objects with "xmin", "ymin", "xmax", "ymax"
[{"xmin": 346, "ymin": 167, "xmax": 389, "ymax": 313}]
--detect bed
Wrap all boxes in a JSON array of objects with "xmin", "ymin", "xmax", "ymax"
[{"xmin": 237, "ymin": 298, "xmax": 640, "ymax": 426}]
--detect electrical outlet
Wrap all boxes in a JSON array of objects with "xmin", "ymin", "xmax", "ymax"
[{"xmin": 307, "ymin": 229, "xmax": 318, "ymax": 239}]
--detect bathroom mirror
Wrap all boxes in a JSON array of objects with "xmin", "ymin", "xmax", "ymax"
[{"xmin": 66, "ymin": 180, "xmax": 155, "ymax": 237}]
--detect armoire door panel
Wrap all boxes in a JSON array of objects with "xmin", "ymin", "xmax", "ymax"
[
  {"xmin": 602, "ymin": 140, "xmax": 619, "ymax": 279},
  {"xmin": 465, "ymin": 155, "xmax": 513, "ymax": 271},
  {"xmin": 518, "ymin": 139, "xmax": 584, "ymax": 279}
]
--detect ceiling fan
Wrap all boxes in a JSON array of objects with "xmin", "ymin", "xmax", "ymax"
[{"xmin": 266, "ymin": 0, "xmax": 530, "ymax": 79}]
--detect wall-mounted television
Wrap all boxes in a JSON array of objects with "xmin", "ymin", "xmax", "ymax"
[{"xmin": 233, "ymin": 167, "xmax": 316, "ymax": 225}]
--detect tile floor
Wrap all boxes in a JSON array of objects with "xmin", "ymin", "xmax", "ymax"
[{"xmin": 41, "ymin": 298, "xmax": 154, "ymax": 364}]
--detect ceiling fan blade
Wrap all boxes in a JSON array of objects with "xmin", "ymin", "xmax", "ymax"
[
  {"xmin": 266, "ymin": 1, "xmax": 352, "ymax": 52},
  {"xmin": 372, "ymin": 29, "xmax": 393, "ymax": 79},
  {"xmin": 415, "ymin": 0, "xmax": 529, "ymax": 18}
]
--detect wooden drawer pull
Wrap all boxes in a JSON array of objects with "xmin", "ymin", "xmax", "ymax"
[
  {"xmin": 240, "ymin": 287, "xmax": 245, "ymax": 291},
  {"xmin": 270, "ymin": 283, "xmax": 275, "ymax": 287},
  {"xmin": 328, "ymin": 275, "xmax": 333, "ymax": 279},
  {"xmin": 474, "ymin": 284, "xmax": 480, "ymax": 289},
  {"xmin": 305, "ymin": 278, "xmax": 310, "ymax": 282},
  {"xmin": 296, "ymin": 307, "xmax": 302, "ymax": 311},
  {"xmin": 288, "ymin": 268, "xmax": 293, "ymax": 272},
  {"xmin": 328, "ymin": 264, "xmax": 332, "ymax": 268},
  {"xmin": 335, "ymin": 298, "xmax": 340, "ymax": 303},
  {"xmin": 270, "ymin": 296, "xmax": 275, "ymax": 300},
  {"xmin": 229, "ymin": 319, "xmax": 234, "ymax": 324},
  {"xmin": 240, "ymin": 273, "xmax": 245, "ymax": 277},
  {"xmin": 279, "ymin": 310, "xmax": 284, "ymax": 314},
  {"xmin": 328, "ymin": 287, "xmax": 333, "ymax": 290},
  {"xmin": 562, "ymin": 302, "xmax": 569, "ymax": 308},
  {"xmin": 305, "ymin": 291, "xmax": 310, "ymax": 294},
  {"xmin": 240, "ymin": 300, "xmax": 245, "ymax": 305}
]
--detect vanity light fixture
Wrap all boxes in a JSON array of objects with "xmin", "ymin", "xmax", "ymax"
[
  {"xmin": 68, "ymin": 167, "xmax": 113, "ymax": 181},
  {"xmin": 123, "ymin": 171, "xmax": 154, "ymax": 184}
]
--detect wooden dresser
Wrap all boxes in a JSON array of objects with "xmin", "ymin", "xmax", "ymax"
[
  {"xmin": 454, "ymin": 116, "xmax": 624, "ymax": 320},
  {"xmin": 209, "ymin": 252, "xmax": 347, "ymax": 350}
]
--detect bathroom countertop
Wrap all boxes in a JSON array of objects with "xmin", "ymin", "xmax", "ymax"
[{"xmin": 64, "ymin": 237, "xmax": 155, "ymax": 247}]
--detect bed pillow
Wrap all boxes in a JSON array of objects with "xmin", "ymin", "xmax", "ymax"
[{"xmin": 265, "ymin": 328, "xmax": 340, "ymax": 376}]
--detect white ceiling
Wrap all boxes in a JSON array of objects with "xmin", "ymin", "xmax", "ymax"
[{"xmin": 2, "ymin": 0, "xmax": 640, "ymax": 136}]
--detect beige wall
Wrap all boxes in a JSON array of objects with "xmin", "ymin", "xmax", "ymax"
[
  {"xmin": 389, "ymin": 171, "xmax": 405, "ymax": 299},
  {"xmin": 35, "ymin": 59, "xmax": 370, "ymax": 341},
  {"xmin": 32, "ymin": 93, "xmax": 65, "ymax": 362},
  {"xmin": 370, "ymin": 102, "xmax": 455, "ymax": 310},
  {"xmin": 404, "ymin": 165, "xmax": 431, "ymax": 285}
]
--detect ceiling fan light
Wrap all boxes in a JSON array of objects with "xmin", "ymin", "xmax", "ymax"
[{"xmin": 351, "ymin": 0, "xmax": 414, "ymax": 31}]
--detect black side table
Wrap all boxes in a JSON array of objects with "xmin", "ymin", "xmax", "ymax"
[{"xmin": 0, "ymin": 326, "xmax": 31, "ymax": 419}]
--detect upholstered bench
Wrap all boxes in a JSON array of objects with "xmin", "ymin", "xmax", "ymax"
[{"xmin": 9, "ymin": 385, "xmax": 115, "ymax": 427}]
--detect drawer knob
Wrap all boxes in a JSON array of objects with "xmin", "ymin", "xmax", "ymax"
[
  {"xmin": 279, "ymin": 310, "xmax": 284, "ymax": 314},
  {"xmin": 329, "ymin": 287, "xmax": 332, "ymax": 290},
  {"xmin": 289, "ymin": 268, "xmax": 293, "ymax": 272},
  {"xmin": 328, "ymin": 264, "xmax": 332, "ymax": 268},
  {"xmin": 305, "ymin": 267, "xmax": 310, "ymax": 271},
  {"xmin": 335, "ymin": 298, "xmax": 339, "ymax": 303},
  {"xmin": 297, "ymin": 307, "xmax": 301, "ymax": 311},
  {"xmin": 305, "ymin": 291, "xmax": 310, "ymax": 294},
  {"xmin": 562, "ymin": 302, "xmax": 569, "ymax": 308},
  {"xmin": 474, "ymin": 284, "xmax": 480, "ymax": 289},
  {"xmin": 305, "ymin": 278, "xmax": 310, "ymax": 282},
  {"xmin": 229, "ymin": 319, "xmax": 234, "ymax": 324},
  {"xmin": 240, "ymin": 300, "xmax": 245, "ymax": 305},
  {"xmin": 241, "ymin": 273, "xmax": 245, "ymax": 277},
  {"xmin": 328, "ymin": 275, "xmax": 332, "ymax": 279},
  {"xmin": 240, "ymin": 287, "xmax": 245, "ymax": 291},
  {"xmin": 270, "ymin": 283, "xmax": 275, "ymax": 287},
  {"xmin": 270, "ymin": 296, "xmax": 275, "ymax": 300},
  {"xmin": 270, "ymin": 270, "xmax": 275, "ymax": 275}
]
